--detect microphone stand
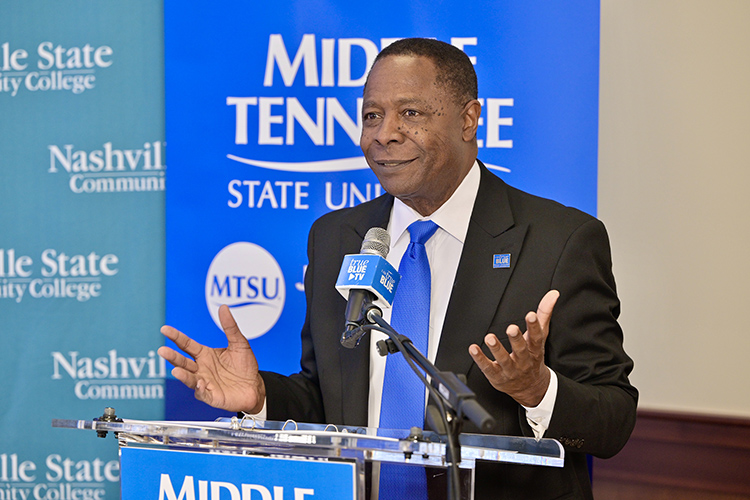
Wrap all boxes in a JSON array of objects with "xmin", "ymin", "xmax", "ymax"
[{"xmin": 358, "ymin": 307, "xmax": 496, "ymax": 500}]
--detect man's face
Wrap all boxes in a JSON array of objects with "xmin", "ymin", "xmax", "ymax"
[{"xmin": 360, "ymin": 55, "xmax": 476, "ymax": 215}]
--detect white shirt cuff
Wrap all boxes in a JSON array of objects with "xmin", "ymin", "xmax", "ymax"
[
  {"xmin": 246, "ymin": 396, "xmax": 268, "ymax": 421},
  {"xmin": 521, "ymin": 368, "xmax": 558, "ymax": 440}
]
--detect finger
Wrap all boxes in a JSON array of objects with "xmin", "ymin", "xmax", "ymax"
[
  {"xmin": 524, "ymin": 312, "xmax": 546, "ymax": 352},
  {"xmin": 536, "ymin": 290, "xmax": 560, "ymax": 327},
  {"xmin": 524, "ymin": 309, "xmax": 543, "ymax": 338},
  {"xmin": 526, "ymin": 290, "xmax": 560, "ymax": 348},
  {"xmin": 160, "ymin": 325, "xmax": 206, "ymax": 359},
  {"xmin": 485, "ymin": 332, "xmax": 513, "ymax": 365},
  {"xmin": 171, "ymin": 366, "xmax": 198, "ymax": 390},
  {"xmin": 218, "ymin": 305, "xmax": 251, "ymax": 349},
  {"xmin": 156, "ymin": 345, "xmax": 180, "ymax": 363},
  {"xmin": 468, "ymin": 343, "xmax": 500, "ymax": 377},
  {"xmin": 157, "ymin": 346, "xmax": 199, "ymax": 372},
  {"xmin": 193, "ymin": 379, "xmax": 213, "ymax": 405},
  {"xmin": 503, "ymin": 324, "xmax": 528, "ymax": 359}
]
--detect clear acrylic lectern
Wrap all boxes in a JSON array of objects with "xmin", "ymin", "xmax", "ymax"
[{"xmin": 53, "ymin": 412, "xmax": 564, "ymax": 500}]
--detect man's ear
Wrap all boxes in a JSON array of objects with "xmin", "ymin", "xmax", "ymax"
[{"xmin": 462, "ymin": 99, "xmax": 482, "ymax": 142}]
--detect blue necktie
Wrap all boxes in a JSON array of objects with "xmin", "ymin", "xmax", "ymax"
[{"xmin": 379, "ymin": 220, "xmax": 439, "ymax": 499}]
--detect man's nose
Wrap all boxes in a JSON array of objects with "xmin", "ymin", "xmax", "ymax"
[{"xmin": 373, "ymin": 115, "xmax": 404, "ymax": 145}]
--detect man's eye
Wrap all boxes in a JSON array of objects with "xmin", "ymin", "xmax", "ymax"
[
  {"xmin": 363, "ymin": 112, "xmax": 380, "ymax": 120},
  {"xmin": 404, "ymin": 109, "xmax": 419, "ymax": 117}
]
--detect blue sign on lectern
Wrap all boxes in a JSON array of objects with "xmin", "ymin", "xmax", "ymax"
[{"xmin": 120, "ymin": 447, "xmax": 357, "ymax": 500}]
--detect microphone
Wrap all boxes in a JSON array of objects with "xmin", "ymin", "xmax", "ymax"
[{"xmin": 336, "ymin": 227, "xmax": 400, "ymax": 348}]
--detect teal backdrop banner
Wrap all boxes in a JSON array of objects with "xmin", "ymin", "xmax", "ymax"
[{"xmin": 0, "ymin": 2, "xmax": 165, "ymax": 499}]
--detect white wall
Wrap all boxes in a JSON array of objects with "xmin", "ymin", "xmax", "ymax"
[{"xmin": 598, "ymin": 0, "xmax": 750, "ymax": 417}]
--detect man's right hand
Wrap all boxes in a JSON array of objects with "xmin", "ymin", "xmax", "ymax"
[{"xmin": 157, "ymin": 304, "xmax": 266, "ymax": 414}]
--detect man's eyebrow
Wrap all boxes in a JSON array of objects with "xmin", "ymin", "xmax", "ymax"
[
  {"xmin": 362, "ymin": 97, "xmax": 430, "ymax": 109},
  {"xmin": 395, "ymin": 97, "xmax": 428, "ymax": 107}
]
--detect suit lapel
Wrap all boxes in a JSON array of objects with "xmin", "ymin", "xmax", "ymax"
[
  {"xmin": 436, "ymin": 165, "xmax": 528, "ymax": 375},
  {"xmin": 338, "ymin": 194, "xmax": 393, "ymax": 425}
]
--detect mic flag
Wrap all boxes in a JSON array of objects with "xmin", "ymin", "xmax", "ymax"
[
  {"xmin": 335, "ymin": 229, "xmax": 400, "ymax": 311},
  {"xmin": 337, "ymin": 228, "xmax": 401, "ymax": 348}
]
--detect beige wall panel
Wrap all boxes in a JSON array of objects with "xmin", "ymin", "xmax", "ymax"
[{"xmin": 598, "ymin": 0, "xmax": 750, "ymax": 416}]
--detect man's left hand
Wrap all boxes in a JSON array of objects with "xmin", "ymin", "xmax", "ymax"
[{"xmin": 468, "ymin": 290, "xmax": 560, "ymax": 407}]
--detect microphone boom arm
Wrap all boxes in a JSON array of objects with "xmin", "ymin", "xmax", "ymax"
[
  {"xmin": 365, "ymin": 311, "xmax": 495, "ymax": 500},
  {"xmin": 368, "ymin": 311, "xmax": 495, "ymax": 434}
]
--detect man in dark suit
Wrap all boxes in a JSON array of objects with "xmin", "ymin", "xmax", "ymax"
[{"xmin": 159, "ymin": 38, "xmax": 637, "ymax": 499}]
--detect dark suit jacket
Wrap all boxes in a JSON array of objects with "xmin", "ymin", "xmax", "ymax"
[{"xmin": 262, "ymin": 163, "xmax": 638, "ymax": 500}]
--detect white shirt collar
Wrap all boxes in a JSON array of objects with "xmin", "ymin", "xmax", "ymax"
[{"xmin": 389, "ymin": 160, "xmax": 481, "ymax": 245}]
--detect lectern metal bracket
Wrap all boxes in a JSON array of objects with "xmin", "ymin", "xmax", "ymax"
[{"xmin": 93, "ymin": 406, "xmax": 123, "ymax": 438}]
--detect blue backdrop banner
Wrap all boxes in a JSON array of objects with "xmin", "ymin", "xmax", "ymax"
[{"xmin": 164, "ymin": 1, "xmax": 600, "ymax": 419}]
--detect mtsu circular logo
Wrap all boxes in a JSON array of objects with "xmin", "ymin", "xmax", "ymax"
[{"xmin": 205, "ymin": 242, "xmax": 286, "ymax": 339}]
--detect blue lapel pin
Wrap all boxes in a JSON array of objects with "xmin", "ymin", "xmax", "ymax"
[{"xmin": 493, "ymin": 254, "xmax": 511, "ymax": 268}]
